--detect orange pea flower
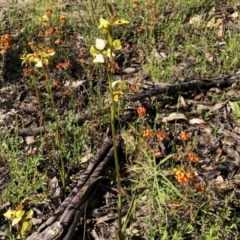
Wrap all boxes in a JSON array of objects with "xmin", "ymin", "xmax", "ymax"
[
  {"xmin": 137, "ymin": 107, "xmax": 146, "ymax": 117},
  {"xmin": 55, "ymin": 28, "xmax": 63, "ymax": 35},
  {"xmin": 23, "ymin": 68, "xmax": 34, "ymax": 77},
  {"xmin": 45, "ymin": 28, "xmax": 54, "ymax": 35},
  {"xmin": 143, "ymin": 129, "xmax": 152, "ymax": 139},
  {"xmin": 137, "ymin": 26, "xmax": 144, "ymax": 33},
  {"xmin": 37, "ymin": 31, "xmax": 43, "ymax": 37},
  {"xmin": 186, "ymin": 150, "xmax": 199, "ymax": 163},
  {"xmin": 156, "ymin": 131, "xmax": 167, "ymax": 141},
  {"xmin": 45, "ymin": 7, "xmax": 53, "ymax": 15},
  {"xmin": 179, "ymin": 131, "xmax": 190, "ymax": 141},
  {"xmin": 0, "ymin": 49, "xmax": 6, "ymax": 55},
  {"xmin": 0, "ymin": 34, "xmax": 11, "ymax": 50},
  {"xmin": 47, "ymin": 48, "xmax": 55, "ymax": 54},
  {"xmin": 173, "ymin": 167, "xmax": 192, "ymax": 184},
  {"xmin": 79, "ymin": 58, "xmax": 85, "ymax": 64},
  {"xmin": 195, "ymin": 182, "xmax": 206, "ymax": 192},
  {"xmin": 60, "ymin": 15, "xmax": 66, "ymax": 24},
  {"xmin": 52, "ymin": 81, "xmax": 62, "ymax": 90},
  {"xmin": 55, "ymin": 39, "xmax": 62, "ymax": 45}
]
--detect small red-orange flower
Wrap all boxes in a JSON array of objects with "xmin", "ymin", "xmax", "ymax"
[
  {"xmin": 150, "ymin": 15, "xmax": 157, "ymax": 21},
  {"xmin": 133, "ymin": 78, "xmax": 139, "ymax": 84},
  {"xmin": 52, "ymin": 81, "xmax": 62, "ymax": 90},
  {"xmin": 173, "ymin": 155, "xmax": 182, "ymax": 162},
  {"xmin": 195, "ymin": 182, "xmax": 206, "ymax": 192},
  {"xmin": 0, "ymin": 49, "xmax": 6, "ymax": 55},
  {"xmin": 151, "ymin": 7, "xmax": 157, "ymax": 12},
  {"xmin": 179, "ymin": 131, "xmax": 190, "ymax": 141},
  {"xmin": 132, "ymin": 0, "xmax": 139, "ymax": 8},
  {"xmin": 55, "ymin": 28, "xmax": 63, "ymax": 35},
  {"xmin": 56, "ymin": 61, "xmax": 71, "ymax": 71},
  {"xmin": 37, "ymin": 31, "xmax": 43, "ymax": 37},
  {"xmin": 55, "ymin": 39, "xmax": 62, "ymax": 45},
  {"xmin": 77, "ymin": 101, "xmax": 83, "ymax": 106},
  {"xmin": 47, "ymin": 48, "xmax": 55, "ymax": 54},
  {"xmin": 0, "ymin": 34, "xmax": 11, "ymax": 49},
  {"xmin": 113, "ymin": 62, "xmax": 120, "ymax": 73},
  {"xmin": 79, "ymin": 58, "xmax": 85, "ymax": 64},
  {"xmin": 39, "ymin": 74, "xmax": 46, "ymax": 80},
  {"xmin": 186, "ymin": 150, "xmax": 199, "ymax": 163},
  {"xmin": 137, "ymin": 107, "xmax": 146, "ymax": 117},
  {"xmin": 23, "ymin": 68, "xmax": 34, "ymax": 77},
  {"xmin": 156, "ymin": 131, "xmax": 167, "ymax": 141},
  {"xmin": 143, "ymin": 129, "xmax": 152, "ymax": 139},
  {"xmin": 38, "ymin": 43, "xmax": 45, "ymax": 49},
  {"xmin": 137, "ymin": 26, "xmax": 144, "ymax": 33},
  {"xmin": 45, "ymin": 7, "xmax": 53, "ymax": 15},
  {"xmin": 60, "ymin": 15, "xmax": 66, "ymax": 24},
  {"xmin": 45, "ymin": 28, "xmax": 54, "ymax": 35},
  {"xmin": 173, "ymin": 167, "xmax": 192, "ymax": 184},
  {"xmin": 125, "ymin": 43, "xmax": 130, "ymax": 48},
  {"xmin": 1, "ymin": 34, "xmax": 10, "ymax": 42}
]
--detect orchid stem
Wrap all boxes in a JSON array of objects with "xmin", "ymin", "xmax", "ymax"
[{"xmin": 107, "ymin": 30, "xmax": 123, "ymax": 239}]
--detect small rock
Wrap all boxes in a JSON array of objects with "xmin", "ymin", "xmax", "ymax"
[{"xmin": 122, "ymin": 67, "xmax": 137, "ymax": 74}]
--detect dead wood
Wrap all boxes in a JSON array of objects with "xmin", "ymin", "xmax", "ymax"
[
  {"xmin": 126, "ymin": 73, "xmax": 240, "ymax": 101},
  {"xmin": 26, "ymin": 133, "xmax": 120, "ymax": 240}
]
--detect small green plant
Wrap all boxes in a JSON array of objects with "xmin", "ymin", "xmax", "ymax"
[
  {"xmin": 3, "ymin": 198, "xmax": 33, "ymax": 240},
  {"xmin": 232, "ymin": 102, "xmax": 240, "ymax": 121}
]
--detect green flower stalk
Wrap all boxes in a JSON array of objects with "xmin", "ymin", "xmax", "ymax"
[
  {"xmin": 21, "ymin": 48, "xmax": 66, "ymax": 192},
  {"xmin": 90, "ymin": 14, "xmax": 129, "ymax": 240}
]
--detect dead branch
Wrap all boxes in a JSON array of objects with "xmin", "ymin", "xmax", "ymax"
[{"xmin": 126, "ymin": 74, "xmax": 240, "ymax": 101}]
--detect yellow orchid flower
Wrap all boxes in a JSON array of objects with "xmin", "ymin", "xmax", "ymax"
[
  {"xmin": 95, "ymin": 38, "xmax": 106, "ymax": 50},
  {"xmin": 90, "ymin": 45, "xmax": 98, "ymax": 57},
  {"xmin": 21, "ymin": 50, "xmax": 55, "ymax": 68},
  {"xmin": 113, "ymin": 91, "xmax": 124, "ymax": 102},
  {"xmin": 98, "ymin": 17, "xmax": 110, "ymax": 29},
  {"xmin": 113, "ymin": 39, "xmax": 122, "ymax": 50},
  {"xmin": 103, "ymin": 48, "xmax": 115, "ymax": 59},
  {"xmin": 112, "ymin": 80, "xmax": 127, "ymax": 91},
  {"xmin": 98, "ymin": 17, "xmax": 129, "ymax": 29},
  {"xmin": 93, "ymin": 54, "xmax": 105, "ymax": 63},
  {"xmin": 40, "ymin": 15, "xmax": 49, "ymax": 25},
  {"xmin": 3, "ymin": 209, "xmax": 16, "ymax": 220},
  {"xmin": 112, "ymin": 80, "xmax": 127, "ymax": 101},
  {"xmin": 112, "ymin": 19, "xmax": 130, "ymax": 26}
]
